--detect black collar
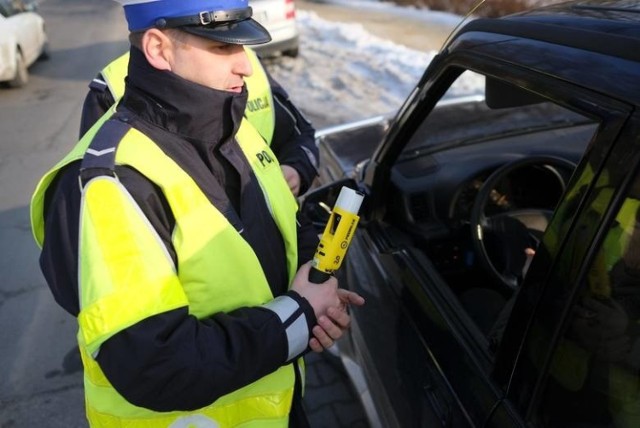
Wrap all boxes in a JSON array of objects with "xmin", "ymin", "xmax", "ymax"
[{"xmin": 121, "ymin": 47, "xmax": 247, "ymax": 148}]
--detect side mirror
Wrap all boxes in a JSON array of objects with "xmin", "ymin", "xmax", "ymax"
[{"xmin": 299, "ymin": 178, "xmax": 358, "ymax": 231}]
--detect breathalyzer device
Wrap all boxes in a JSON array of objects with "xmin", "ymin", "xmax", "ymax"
[{"xmin": 309, "ymin": 186, "xmax": 365, "ymax": 284}]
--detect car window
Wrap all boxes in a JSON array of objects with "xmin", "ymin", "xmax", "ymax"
[
  {"xmin": 0, "ymin": 0, "xmax": 25, "ymax": 17},
  {"xmin": 0, "ymin": 0, "xmax": 11, "ymax": 17},
  {"xmin": 399, "ymin": 71, "xmax": 593, "ymax": 166},
  {"xmin": 386, "ymin": 66, "xmax": 600, "ymax": 355},
  {"xmin": 533, "ymin": 172, "xmax": 640, "ymax": 428}
]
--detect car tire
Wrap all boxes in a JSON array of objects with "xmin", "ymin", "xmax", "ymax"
[
  {"xmin": 283, "ymin": 46, "xmax": 299, "ymax": 58},
  {"xmin": 38, "ymin": 29, "xmax": 51, "ymax": 61},
  {"xmin": 8, "ymin": 50, "xmax": 28, "ymax": 88},
  {"xmin": 39, "ymin": 40, "xmax": 50, "ymax": 61}
]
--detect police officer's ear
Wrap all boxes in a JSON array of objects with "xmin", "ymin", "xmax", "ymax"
[{"xmin": 140, "ymin": 28, "xmax": 174, "ymax": 72}]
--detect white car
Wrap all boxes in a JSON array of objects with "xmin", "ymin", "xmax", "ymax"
[
  {"xmin": 0, "ymin": 0, "xmax": 48, "ymax": 88},
  {"xmin": 251, "ymin": 0, "xmax": 299, "ymax": 57}
]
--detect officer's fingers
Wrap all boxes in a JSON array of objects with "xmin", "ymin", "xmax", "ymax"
[
  {"xmin": 318, "ymin": 315, "xmax": 344, "ymax": 340},
  {"xmin": 280, "ymin": 165, "xmax": 295, "ymax": 179},
  {"xmin": 293, "ymin": 261, "xmax": 312, "ymax": 279},
  {"xmin": 288, "ymin": 178, "xmax": 300, "ymax": 195},
  {"xmin": 327, "ymin": 307, "xmax": 350, "ymax": 330},
  {"xmin": 309, "ymin": 337, "xmax": 324, "ymax": 353},
  {"xmin": 312, "ymin": 325, "xmax": 334, "ymax": 349},
  {"xmin": 280, "ymin": 165, "xmax": 300, "ymax": 195},
  {"xmin": 338, "ymin": 289, "xmax": 365, "ymax": 306}
]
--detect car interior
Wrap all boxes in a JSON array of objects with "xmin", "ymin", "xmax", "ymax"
[{"xmin": 384, "ymin": 69, "xmax": 600, "ymax": 351}]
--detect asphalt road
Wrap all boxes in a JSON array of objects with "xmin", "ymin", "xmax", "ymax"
[
  {"xmin": 0, "ymin": 0, "xmax": 129, "ymax": 425},
  {"xmin": 0, "ymin": 1, "xmax": 451, "ymax": 426}
]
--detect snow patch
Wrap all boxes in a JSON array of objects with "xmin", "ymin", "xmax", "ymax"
[{"xmin": 265, "ymin": 10, "xmax": 483, "ymax": 128}]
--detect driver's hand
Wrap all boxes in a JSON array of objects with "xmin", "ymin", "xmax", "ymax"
[{"xmin": 522, "ymin": 248, "xmax": 535, "ymax": 277}]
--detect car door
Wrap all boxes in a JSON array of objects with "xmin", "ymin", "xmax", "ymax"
[
  {"xmin": 0, "ymin": 14, "xmax": 17, "ymax": 80},
  {"xmin": 343, "ymin": 218, "xmax": 476, "ymax": 428},
  {"xmin": 342, "ymin": 37, "xmax": 633, "ymax": 427},
  {"xmin": 9, "ymin": 7, "xmax": 39, "ymax": 65}
]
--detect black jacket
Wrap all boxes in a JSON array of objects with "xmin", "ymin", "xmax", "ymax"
[
  {"xmin": 79, "ymin": 52, "xmax": 319, "ymax": 195},
  {"xmin": 40, "ymin": 47, "xmax": 319, "ymax": 415}
]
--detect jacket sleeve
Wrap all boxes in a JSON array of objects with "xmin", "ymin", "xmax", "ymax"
[
  {"xmin": 79, "ymin": 74, "xmax": 116, "ymax": 139},
  {"xmin": 40, "ymin": 163, "xmax": 316, "ymax": 412},
  {"xmin": 267, "ymin": 72, "xmax": 319, "ymax": 195},
  {"xmin": 297, "ymin": 211, "xmax": 320, "ymax": 267},
  {"xmin": 98, "ymin": 292, "xmax": 315, "ymax": 411}
]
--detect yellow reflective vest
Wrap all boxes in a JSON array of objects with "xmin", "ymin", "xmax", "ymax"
[
  {"xmin": 30, "ymin": 112, "xmax": 300, "ymax": 427},
  {"xmin": 101, "ymin": 47, "xmax": 275, "ymax": 144}
]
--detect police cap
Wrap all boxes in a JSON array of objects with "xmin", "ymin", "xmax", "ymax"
[{"xmin": 116, "ymin": 0, "xmax": 271, "ymax": 45}]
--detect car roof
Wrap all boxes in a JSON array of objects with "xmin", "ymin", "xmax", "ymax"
[
  {"xmin": 448, "ymin": 0, "xmax": 640, "ymax": 105},
  {"xmin": 461, "ymin": 1, "xmax": 640, "ymax": 58}
]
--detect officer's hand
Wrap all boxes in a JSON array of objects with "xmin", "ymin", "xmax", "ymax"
[
  {"xmin": 309, "ymin": 289, "xmax": 365, "ymax": 353},
  {"xmin": 281, "ymin": 165, "xmax": 301, "ymax": 196},
  {"xmin": 291, "ymin": 262, "xmax": 340, "ymax": 319}
]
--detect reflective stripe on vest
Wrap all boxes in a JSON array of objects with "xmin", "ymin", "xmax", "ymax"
[
  {"xmin": 30, "ymin": 117, "xmax": 299, "ymax": 427},
  {"xmin": 100, "ymin": 47, "xmax": 275, "ymax": 144},
  {"xmin": 79, "ymin": 344, "xmax": 294, "ymax": 428}
]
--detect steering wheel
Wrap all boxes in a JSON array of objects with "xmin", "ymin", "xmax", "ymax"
[{"xmin": 469, "ymin": 156, "xmax": 576, "ymax": 289}]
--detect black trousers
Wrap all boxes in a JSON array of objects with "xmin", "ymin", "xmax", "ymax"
[{"xmin": 289, "ymin": 369, "xmax": 311, "ymax": 428}]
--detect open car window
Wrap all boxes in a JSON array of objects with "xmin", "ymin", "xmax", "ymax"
[{"xmin": 385, "ymin": 66, "xmax": 601, "ymax": 355}]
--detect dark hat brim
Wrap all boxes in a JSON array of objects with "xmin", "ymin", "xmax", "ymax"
[{"xmin": 180, "ymin": 18, "xmax": 271, "ymax": 45}]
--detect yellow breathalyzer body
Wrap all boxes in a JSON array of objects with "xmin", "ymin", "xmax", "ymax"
[{"xmin": 309, "ymin": 186, "xmax": 364, "ymax": 283}]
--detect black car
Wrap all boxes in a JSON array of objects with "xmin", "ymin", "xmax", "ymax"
[{"xmin": 301, "ymin": 1, "xmax": 640, "ymax": 427}]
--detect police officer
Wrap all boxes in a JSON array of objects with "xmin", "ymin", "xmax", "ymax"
[
  {"xmin": 80, "ymin": 46, "xmax": 318, "ymax": 196},
  {"xmin": 30, "ymin": 0, "xmax": 364, "ymax": 426}
]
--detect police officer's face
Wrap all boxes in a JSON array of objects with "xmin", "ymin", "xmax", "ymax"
[{"xmin": 168, "ymin": 33, "xmax": 253, "ymax": 92}]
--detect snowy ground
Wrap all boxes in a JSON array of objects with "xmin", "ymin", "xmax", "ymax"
[{"xmin": 265, "ymin": 5, "xmax": 484, "ymax": 128}]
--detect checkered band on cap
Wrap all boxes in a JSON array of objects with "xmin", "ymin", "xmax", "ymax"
[{"xmin": 114, "ymin": 0, "xmax": 250, "ymax": 31}]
